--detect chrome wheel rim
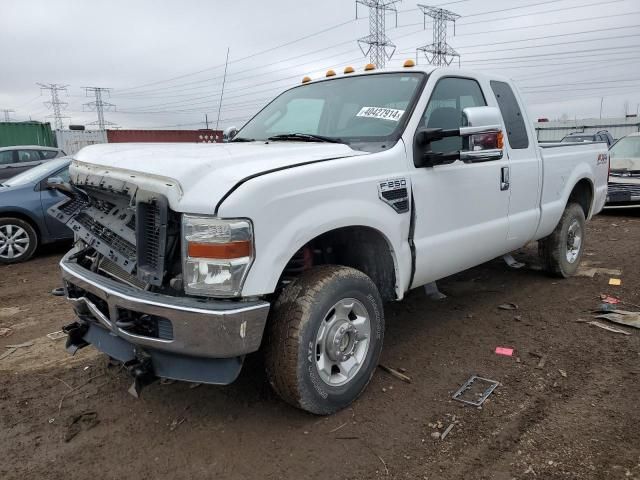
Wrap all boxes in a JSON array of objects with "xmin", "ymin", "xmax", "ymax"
[
  {"xmin": 565, "ymin": 219, "xmax": 582, "ymax": 264},
  {"xmin": 314, "ymin": 298, "xmax": 371, "ymax": 387},
  {"xmin": 0, "ymin": 224, "xmax": 30, "ymax": 260}
]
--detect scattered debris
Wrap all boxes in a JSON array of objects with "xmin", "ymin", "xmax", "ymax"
[
  {"xmin": 0, "ymin": 348, "xmax": 17, "ymax": 361},
  {"xmin": 430, "ymin": 431, "xmax": 441, "ymax": 439},
  {"xmin": 378, "ymin": 364, "xmax": 412, "ymax": 383},
  {"xmin": 452, "ymin": 375, "xmax": 499, "ymax": 407},
  {"xmin": 595, "ymin": 313, "xmax": 640, "ymax": 330},
  {"xmin": 424, "ymin": 281, "xmax": 447, "ymax": 300},
  {"xmin": 495, "ymin": 347, "xmax": 514, "ymax": 356},
  {"xmin": 5, "ymin": 341, "xmax": 33, "ymax": 349},
  {"xmin": 64, "ymin": 411, "xmax": 99, "ymax": 442},
  {"xmin": 169, "ymin": 417, "xmax": 186, "ymax": 431},
  {"xmin": 588, "ymin": 321, "xmax": 631, "ymax": 336},
  {"xmin": 558, "ymin": 369, "xmax": 567, "ymax": 378},
  {"xmin": 576, "ymin": 266, "xmax": 621, "ymax": 278},
  {"xmin": 513, "ymin": 315, "xmax": 522, "ymax": 321},
  {"xmin": 0, "ymin": 327, "xmax": 13, "ymax": 337},
  {"xmin": 536, "ymin": 355, "xmax": 547, "ymax": 369},
  {"xmin": 503, "ymin": 254, "xmax": 526, "ymax": 269},
  {"xmin": 46, "ymin": 330, "xmax": 67, "ymax": 341},
  {"xmin": 609, "ymin": 278, "xmax": 622, "ymax": 286},
  {"xmin": 335, "ymin": 436, "xmax": 359, "ymax": 440},
  {"xmin": 440, "ymin": 423, "xmax": 455, "ymax": 440},
  {"xmin": 50, "ymin": 287, "xmax": 65, "ymax": 297},
  {"xmin": 329, "ymin": 422, "xmax": 348, "ymax": 433},
  {"xmin": 498, "ymin": 302, "xmax": 518, "ymax": 310},
  {"xmin": 600, "ymin": 294, "xmax": 621, "ymax": 304}
]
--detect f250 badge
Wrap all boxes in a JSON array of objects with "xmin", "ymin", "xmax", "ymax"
[
  {"xmin": 597, "ymin": 153, "xmax": 608, "ymax": 166},
  {"xmin": 378, "ymin": 178, "xmax": 409, "ymax": 214}
]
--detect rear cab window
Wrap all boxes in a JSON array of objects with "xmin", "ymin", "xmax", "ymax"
[
  {"xmin": 490, "ymin": 81, "xmax": 529, "ymax": 150},
  {"xmin": 0, "ymin": 150, "xmax": 15, "ymax": 165},
  {"xmin": 39, "ymin": 150, "xmax": 60, "ymax": 159}
]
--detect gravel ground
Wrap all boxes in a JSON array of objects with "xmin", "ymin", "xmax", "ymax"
[{"xmin": 1, "ymin": 212, "xmax": 639, "ymax": 480}]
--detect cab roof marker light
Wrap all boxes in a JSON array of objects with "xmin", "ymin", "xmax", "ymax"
[
  {"xmin": 403, "ymin": 59, "xmax": 415, "ymax": 67},
  {"xmin": 364, "ymin": 63, "xmax": 376, "ymax": 71},
  {"xmin": 344, "ymin": 66, "xmax": 355, "ymax": 74},
  {"xmin": 326, "ymin": 69, "xmax": 336, "ymax": 77},
  {"xmin": 302, "ymin": 76, "xmax": 312, "ymax": 84}
]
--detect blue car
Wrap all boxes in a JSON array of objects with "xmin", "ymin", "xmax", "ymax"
[{"xmin": 0, "ymin": 157, "xmax": 73, "ymax": 263}]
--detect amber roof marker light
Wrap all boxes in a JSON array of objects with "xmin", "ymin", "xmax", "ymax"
[
  {"xmin": 403, "ymin": 59, "xmax": 415, "ymax": 67},
  {"xmin": 344, "ymin": 66, "xmax": 355, "ymax": 74},
  {"xmin": 301, "ymin": 76, "xmax": 312, "ymax": 84},
  {"xmin": 364, "ymin": 63, "xmax": 376, "ymax": 71}
]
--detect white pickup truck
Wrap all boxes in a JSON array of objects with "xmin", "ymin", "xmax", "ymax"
[{"xmin": 51, "ymin": 64, "xmax": 609, "ymax": 414}]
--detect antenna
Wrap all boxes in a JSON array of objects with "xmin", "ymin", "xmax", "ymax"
[
  {"xmin": 83, "ymin": 87, "xmax": 117, "ymax": 130},
  {"xmin": 37, "ymin": 83, "xmax": 69, "ymax": 129},
  {"xmin": 356, "ymin": 0, "xmax": 401, "ymax": 68},
  {"xmin": 416, "ymin": 4, "xmax": 461, "ymax": 67}
]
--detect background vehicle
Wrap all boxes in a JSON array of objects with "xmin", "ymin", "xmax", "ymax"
[
  {"xmin": 606, "ymin": 132, "xmax": 640, "ymax": 208},
  {"xmin": 561, "ymin": 130, "xmax": 614, "ymax": 147},
  {"xmin": 0, "ymin": 157, "xmax": 72, "ymax": 263},
  {"xmin": 51, "ymin": 66, "xmax": 608, "ymax": 414},
  {"xmin": 0, "ymin": 146, "xmax": 66, "ymax": 181}
]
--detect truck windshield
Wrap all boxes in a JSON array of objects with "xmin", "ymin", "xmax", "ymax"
[
  {"xmin": 234, "ymin": 72, "xmax": 426, "ymax": 145},
  {"xmin": 610, "ymin": 136, "xmax": 640, "ymax": 162}
]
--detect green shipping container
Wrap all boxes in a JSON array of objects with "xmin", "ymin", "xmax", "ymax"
[{"xmin": 0, "ymin": 122, "xmax": 56, "ymax": 148}]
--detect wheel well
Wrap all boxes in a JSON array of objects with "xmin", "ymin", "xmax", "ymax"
[
  {"xmin": 568, "ymin": 179, "xmax": 593, "ymax": 218},
  {"xmin": 0, "ymin": 212, "xmax": 40, "ymax": 239},
  {"xmin": 278, "ymin": 226, "xmax": 397, "ymax": 301}
]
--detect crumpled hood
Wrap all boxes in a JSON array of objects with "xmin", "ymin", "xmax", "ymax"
[{"xmin": 72, "ymin": 142, "xmax": 365, "ymax": 213}]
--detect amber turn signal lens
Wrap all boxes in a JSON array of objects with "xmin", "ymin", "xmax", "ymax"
[
  {"xmin": 496, "ymin": 131, "xmax": 504, "ymax": 149},
  {"xmin": 187, "ymin": 241, "xmax": 252, "ymax": 259}
]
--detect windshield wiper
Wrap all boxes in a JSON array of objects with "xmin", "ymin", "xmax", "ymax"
[
  {"xmin": 231, "ymin": 137, "xmax": 255, "ymax": 142},
  {"xmin": 267, "ymin": 133, "xmax": 343, "ymax": 144}
]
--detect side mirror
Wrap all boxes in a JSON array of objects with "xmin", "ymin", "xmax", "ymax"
[
  {"xmin": 46, "ymin": 177, "xmax": 64, "ymax": 189},
  {"xmin": 223, "ymin": 126, "xmax": 238, "ymax": 142},
  {"xmin": 413, "ymin": 106, "xmax": 505, "ymax": 167}
]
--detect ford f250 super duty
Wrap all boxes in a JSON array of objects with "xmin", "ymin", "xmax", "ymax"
[{"xmin": 50, "ymin": 64, "xmax": 609, "ymax": 414}]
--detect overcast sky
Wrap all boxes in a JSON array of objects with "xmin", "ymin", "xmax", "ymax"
[{"xmin": 1, "ymin": 0, "xmax": 639, "ymax": 129}]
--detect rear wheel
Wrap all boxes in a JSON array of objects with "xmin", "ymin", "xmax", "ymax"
[
  {"xmin": 538, "ymin": 203, "xmax": 586, "ymax": 277},
  {"xmin": 0, "ymin": 218, "xmax": 38, "ymax": 264},
  {"xmin": 265, "ymin": 265, "xmax": 384, "ymax": 415}
]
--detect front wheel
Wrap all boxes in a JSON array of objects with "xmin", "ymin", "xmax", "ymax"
[
  {"xmin": 538, "ymin": 202, "xmax": 586, "ymax": 277},
  {"xmin": 0, "ymin": 218, "xmax": 38, "ymax": 264},
  {"xmin": 265, "ymin": 265, "xmax": 384, "ymax": 415}
]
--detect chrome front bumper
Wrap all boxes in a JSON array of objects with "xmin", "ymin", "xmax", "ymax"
[{"xmin": 60, "ymin": 251, "xmax": 270, "ymax": 359}]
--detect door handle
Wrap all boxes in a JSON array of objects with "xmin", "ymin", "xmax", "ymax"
[{"xmin": 500, "ymin": 166, "xmax": 510, "ymax": 191}]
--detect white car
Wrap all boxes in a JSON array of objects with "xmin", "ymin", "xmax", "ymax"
[
  {"xmin": 606, "ymin": 132, "xmax": 640, "ymax": 208},
  {"xmin": 0, "ymin": 145, "xmax": 66, "ymax": 181},
  {"xmin": 51, "ymin": 64, "xmax": 608, "ymax": 414}
]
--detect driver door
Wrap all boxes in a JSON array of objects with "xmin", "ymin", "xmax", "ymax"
[{"xmin": 409, "ymin": 76, "xmax": 510, "ymax": 288}]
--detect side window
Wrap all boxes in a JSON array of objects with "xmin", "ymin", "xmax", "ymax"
[
  {"xmin": 490, "ymin": 81, "xmax": 529, "ymax": 149},
  {"xmin": 0, "ymin": 150, "xmax": 15, "ymax": 165},
  {"xmin": 17, "ymin": 150, "xmax": 41, "ymax": 163},
  {"xmin": 40, "ymin": 150, "xmax": 59, "ymax": 159},
  {"xmin": 421, "ymin": 77, "xmax": 486, "ymax": 153}
]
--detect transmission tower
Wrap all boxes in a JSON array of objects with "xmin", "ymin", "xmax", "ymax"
[
  {"xmin": 83, "ymin": 87, "xmax": 116, "ymax": 130},
  {"xmin": 1, "ymin": 109, "xmax": 14, "ymax": 122},
  {"xmin": 356, "ymin": 0, "xmax": 401, "ymax": 68},
  {"xmin": 416, "ymin": 4, "xmax": 461, "ymax": 67},
  {"xmin": 37, "ymin": 83, "xmax": 69, "ymax": 130}
]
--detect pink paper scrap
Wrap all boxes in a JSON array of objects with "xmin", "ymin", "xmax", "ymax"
[{"xmin": 495, "ymin": 347, "xmax": 514, "ymax": 356}]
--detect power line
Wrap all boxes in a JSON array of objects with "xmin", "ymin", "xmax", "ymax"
[
  {"xmin": 416, "ymin": 4, "xmax": 460, "ymax": 66},
  {"xmin": 83, "ymin": 87, "xmax": 116, "ymax": 130},
  {"xmin": 356, "ymin": 0, "xmax": 401, "ymax": 68},
  {"xmin": 1, "ymin": 109, "xmax": 15, "ymax": 122},
  {"xmin": 36, "ymin": 83, "xmax": 69, "ymax": 130}
]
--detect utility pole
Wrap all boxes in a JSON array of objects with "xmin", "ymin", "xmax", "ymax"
[
  {"xmin": 205, "ymin": 113, "xmax": 209, "ymax": 129},
  {"xmin": 83, "ymin": 87, "xmax": 116, "ymax": 130},
  {"xmin": 1, "ymin": 109, "xmax": 14, "ymax": 122},
  {"xmin": 416, "ymin": 4, "xmax": 461, "ymax": 67},
  {"xmin": 356, "ymin": 0, "xmax": 401, "ymax": 68},
  {"xmin": 215, "ymin": 47, "xmax": 230, "ymax": 132},
  {"xmin": 37, "ymin": 83, "xmax": 69, "ymax": 130},
  {"xmin": 599, "ymin": 97, "xmax": 603, "ymax": 119}
]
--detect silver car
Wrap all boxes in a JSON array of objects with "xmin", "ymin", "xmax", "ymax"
[
  {"xmin": 0, "ymin": 145, "xmax": 66, "ymax": 181},
  {"xmin": 606, "ymin": 132, "xmax": 640, "ymax": 208}
]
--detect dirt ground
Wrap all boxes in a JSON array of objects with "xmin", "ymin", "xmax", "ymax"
[{"xmin": 1, "ymin": 212, "xmax": 639, "ymax": 480}]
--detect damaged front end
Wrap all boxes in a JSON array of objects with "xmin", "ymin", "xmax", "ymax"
[{"xmin": 49, "ymin": 171, "xmax": 269, "ymax": 395}]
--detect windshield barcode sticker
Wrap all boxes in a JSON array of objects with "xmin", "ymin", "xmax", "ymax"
[{"xmin": 356, "ymin": 107, "xmax": 405, "ymax": 122}]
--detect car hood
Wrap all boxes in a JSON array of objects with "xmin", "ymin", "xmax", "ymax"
[{"xmin": 72, "ymin": 142, "xmax": 366, "ymax": 214}]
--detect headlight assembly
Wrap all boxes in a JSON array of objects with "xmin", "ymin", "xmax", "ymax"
[{"xmin": 181, "ymin": 215, "xmax": 254, "ymax": 297}]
